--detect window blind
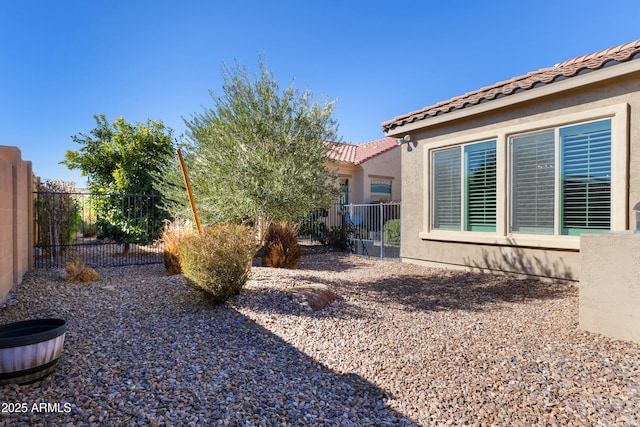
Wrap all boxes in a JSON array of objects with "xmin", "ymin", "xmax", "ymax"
[
  {"xmin": 560, "ymin": 119, "xmax": 611, "ymax": 235},
  {"xmin": 433, "ymin": 148, "xmax": 461, "ymax": 230},
  {"xmin": 371, "ymin": 180, "xmax": 392, "ymax": 196},
  {"xmin": 511, "ymin": 132, "xmax": 555, "ymax": 233},
  {"xmin": 465, "ymin": 141, "xmax": 496, "ymax": 231}
]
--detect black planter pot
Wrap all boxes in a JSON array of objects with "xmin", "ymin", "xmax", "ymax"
[{"xmin": 0, "ymin": 318, "xmax": 67, "ymax": 385}]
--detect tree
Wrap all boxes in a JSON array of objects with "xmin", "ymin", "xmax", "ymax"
[
  {"xmin": 156, "ymin": 56, "xmax": 340, "ymax": 232},
  {"xmin": 34, "ymin": 179, "xmax": 79, "ymax": 264},
  {"xmin": 62, "ymin": 114, "xmax": 175, "ymax": 251}
]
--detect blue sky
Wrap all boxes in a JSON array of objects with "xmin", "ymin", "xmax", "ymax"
[{"xmin": 2, "ymin": 1, "xmax": 639, "ymax": 188}]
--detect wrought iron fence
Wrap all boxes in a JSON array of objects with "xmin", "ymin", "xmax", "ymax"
[
  {"xmin": 33, "ymin": 191, "xmax": 167, "ymax": 268},
  {"xmin": 345, "ymin": 202, "xmax": 401, "ymax": 260},
  {"xmin": 300, "ymin": 201, "xmax": 401, "ymax": 260},
  {"xmin": 300, "ymin": 201, "xmax": 348, "ymax": 248}
]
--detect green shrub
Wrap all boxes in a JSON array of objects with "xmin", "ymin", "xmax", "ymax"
[
  {"xmin": 262, "ymin": 221, "xmax": 301, "ymax": 269},
  {"xmin": 383, "ymin": 219, "xmax": 400, "ymax": 243},
  {"xmin": 179, "ymin": 223, "xmax": 256, "ymax": 304},
  {"xmin": 81, "ymin": 219, "xmax": 98, "ymax": 238}
]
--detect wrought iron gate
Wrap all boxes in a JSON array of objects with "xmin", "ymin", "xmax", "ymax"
[
  {"xmin": 33, "ymin": 191, "xmax": 167, "ymax": 268},
  {"xmin": 345, "ymin": 202, "xmax": 401, "ymax": 260},
  {"xmin": 301, "ymin": 202, "xmax": 401, "ymax": 260}
]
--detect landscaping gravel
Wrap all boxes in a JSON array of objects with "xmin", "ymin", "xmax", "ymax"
[{"xmin": 1, "ymin": 252, "xmax": 639, "ymax": 426}]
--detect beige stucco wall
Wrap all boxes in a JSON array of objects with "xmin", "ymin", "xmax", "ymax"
[
  {"xmin": 329, "ymin": 162, "xmax": 359, "ymax": 203},
  {"xmin": 580, "ymin": 233, "xmax": 640, "ymax": 344},
  {"xmin": 0, "ymin": 146, "xmax": 33, "ymax": 302},
  {"xmin": 328, "ymin": 146, "xmax": 401, "ymax": 204},
  {"xmin": 360, "ymin": 146, "xmax": 401, "ymax": 202},
  {"xmin": 397, "ymin": 70, "xmax": 640, "ymax": 281}
]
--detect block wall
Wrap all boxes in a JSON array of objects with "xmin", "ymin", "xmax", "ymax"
[{"xmin": 0, "ymin": 146, "xmax": 33, "ymax": 303}]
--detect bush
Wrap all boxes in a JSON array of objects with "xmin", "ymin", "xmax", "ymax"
[
  {"xmin": 161, "ymin": 219, "xmax": 194, "ymax": 275},
  {"xmin": 179, "ymin": 223, "xmax": 256, "ymax": 304},
  {"xmin": 81, "ymin": 220, "xmax": 98, "ymax": 238},
  {"xmin": 65, "ymin": 259, "xmax": 100, "ymax": 282},
  {"xmin": 262, "ymin": 221, "xmax": 301, "ymax": 269},
  {"xmin": 383, "ymin": 219, "xmax": 400, "ymax": 243}
]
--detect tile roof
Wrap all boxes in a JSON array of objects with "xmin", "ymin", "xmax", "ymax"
[
  {"xmin": 382, "ymin": 39, "xmax": 640, "ymax": 133},
  {"xmin": 327, "ymin": 137, "xmax": 398, "ymax": 164},
  {"xmin": 327, "ymin": 140, "xmax": 358, "ymax": 163}
]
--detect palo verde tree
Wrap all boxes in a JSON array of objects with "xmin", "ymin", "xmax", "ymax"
[
  {"xmin": 156, "ymin": 56, "xmax": 340, "ymax": 232},
  {"xmin": 62, "ymin": 114, "xmax": 175, "ymax": 252}
]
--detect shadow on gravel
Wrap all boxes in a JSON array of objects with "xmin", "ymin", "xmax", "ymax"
[
  {"xmin": 234, "ymin": 286, "xmax": 370, "ymax": 320},
  {"xmin": 294, "ymin": 269, "xmax": 574, "ymax": 313},
  {"xmin": 295, "ymin": 251, "xmax": 363, "ymax": 273},
  {"xmin": 334, "ymin": 271, "xmax": 575, "ymax": 311},
  {"xmin": 0, "ymin": 271, "xmax": 417, "ymax": 427}
]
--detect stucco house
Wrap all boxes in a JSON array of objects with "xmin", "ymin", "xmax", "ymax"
[
  {"xmin": 382, "ymin": 40, "xmax": 640, "ymax": 281},
  {"xmin": 327, "ymin": 137, "xmax": 401, "ymax": 205}
]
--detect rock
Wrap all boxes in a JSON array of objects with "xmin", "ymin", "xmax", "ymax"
[{"xmin": 288, "ymin": 284, "xmax": 336, "ymax": 311}]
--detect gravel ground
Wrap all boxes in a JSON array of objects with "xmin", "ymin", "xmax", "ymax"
[{"xmin": 1, "ymin": 252, "xmax": 639, "ymax": 426}]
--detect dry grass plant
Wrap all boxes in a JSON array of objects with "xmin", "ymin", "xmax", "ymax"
[
  {"xmin": 161, "ymin": 219, "xmax": 195, "ymax": 274},
  {"xmin": 262, "ymin": 221, "xmax": 301, "ymax": 269},
  {"xmin": 65, "ymin": 259, "xmax": 100, "ymax": 282},
  {"xmin": 179, "ymin": 223, "xmax": 256, "ymax": 304}
]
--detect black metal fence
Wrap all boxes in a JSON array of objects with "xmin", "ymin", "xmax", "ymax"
[
  {"xmin": 33, "ymin": 191, "xmax": 167, "ymax": 268},
  {"xmin": 300, "ymin": 201, "xmax": 401, "ymax": 260}
]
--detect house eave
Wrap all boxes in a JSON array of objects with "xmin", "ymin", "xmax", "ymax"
[{"xmin": 384, "ymin": 59, "xmax": 640, "ymax": 137}]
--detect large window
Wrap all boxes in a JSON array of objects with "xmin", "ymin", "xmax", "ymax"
[
  {"xmin": 370, "ymin": 179, "xmax": 392, "ymax": 202},
  {"xmin": 510, "ymin": 119, "xmax": 611, "ymax": 235},
  {"xmin": 432, "ymin": 140, "xmax": 496, "ymax": 231}
]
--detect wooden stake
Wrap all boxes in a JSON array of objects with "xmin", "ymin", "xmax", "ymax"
[{"xmin": 177, "ymin": 148, "xmax": 202, "ymax": 234}]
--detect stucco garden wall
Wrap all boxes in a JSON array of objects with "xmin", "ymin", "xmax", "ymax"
[
  {"xmin": 579, "ymin": 233, "xmax": 640, "ymax": 344},
  {"xmin": 400, "ymin": 72, "xmax": 640, "ymax": 281},
  {"xmin": 0, "ymin": 146, "xmax": 33, "ymax": 302}
]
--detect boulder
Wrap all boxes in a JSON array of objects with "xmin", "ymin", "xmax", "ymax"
[{"xmin": 288, "ymin": 284, "xmax": 336, "ymax": 311}]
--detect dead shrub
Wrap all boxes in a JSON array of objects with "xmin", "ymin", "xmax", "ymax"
[
  {"xmin": 262, "ymin": 221, "xmax": 301, "ymax": 269},
  {"xmin": 65, "ymin": 259, "xmax": 100, "ymax": 282},
  {"xmin": 161, "ymin": 219, "xmax": 194, "ymax": 275}
]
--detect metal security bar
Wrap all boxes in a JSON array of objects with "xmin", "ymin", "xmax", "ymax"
[
  {"xmin": 300, "ymin": 201, "xmax": 401, "ymax": 259},
  {"xmin": 344, "ymin": 202, "xmax": 401, "ymax": 260},
  {"xmin": 300, "ymin": 201, "xmax": 348, "ymax": 248},
  {"xmin": 33, "ymin": 191, "xmax": 167, "ymax": 268}
]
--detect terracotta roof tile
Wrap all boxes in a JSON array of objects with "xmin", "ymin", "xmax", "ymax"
[
  {"xmin": 382, "ymin": 40, "xmax": 640, "ymax": 133},
  {"xmin": 327, "ymin": 141, "xmax": 357, "ymax": 163},
  {"xmin": 327, "ymin": 137, "xmax": 398, "ymax": 164}
]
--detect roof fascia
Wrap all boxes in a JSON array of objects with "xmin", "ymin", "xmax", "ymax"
[{"xmin": 384, "ymin": 59, "xmax": 640, "ymax": 137}]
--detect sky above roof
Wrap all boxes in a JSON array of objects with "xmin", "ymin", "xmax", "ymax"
[{"xmin": 2, "ymin": 0, "xmax": 640, "ymax": 188}]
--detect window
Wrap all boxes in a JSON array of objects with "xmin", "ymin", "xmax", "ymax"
[
  {"xmin": 465, "ymin": 141, "xmax": 497, "ymax": 231},
  {"xmin": 510, "ymin": 119, "xmax": 611, "ymax": 235},
  {"xmin": 560, "ymin": 120, "xmax": 611, "ymax": 235},
  {"xmin": 511, "ymin": 131, "xmax": 555, "ymax": 233},
  {"xmin": 433, "ymin": 148, "xmax": 461, "ymax": 229},
  {"xmin": 370, "ymin": 179, "xmax": 392, "ymax": 202},
  {"xmin": 432, "ymin": 140, "xmax": 496, "ymax": 231},
  {"xmin": 339, "ymin": 178, "xmax": 349, "ymax": 206}
]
